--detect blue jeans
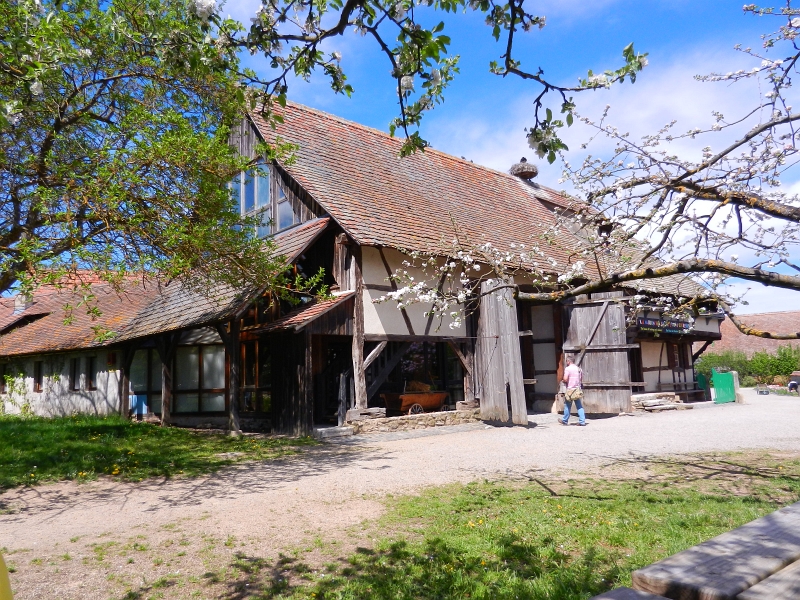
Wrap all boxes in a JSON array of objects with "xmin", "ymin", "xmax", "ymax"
[{"xmin": 562, "ymin": 397, "xmax": 586, "ymax": 425}]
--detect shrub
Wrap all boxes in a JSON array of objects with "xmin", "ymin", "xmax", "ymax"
[
  {"xmin": 695, "ymin": 345, "xmax": 800, "ymax": 383},
  {"xmin": 740, "ymin": 375, "xmax": 758, "ymax": 388}
]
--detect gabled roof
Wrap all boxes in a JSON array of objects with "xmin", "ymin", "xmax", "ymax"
[
  {"xmin": 272, "ymin": 216, "xmax": 330, "ymax": 263},
  {"xmin": 250, "ymin": 103, "xmax": 580, "ymax": 269},
  {"xmin": 259, "ymin": 292, "xmax": 354, "ymax": 333},
  {"xmin": 250, "ymin": 102, "xmax": 706, "ymax": 298}
]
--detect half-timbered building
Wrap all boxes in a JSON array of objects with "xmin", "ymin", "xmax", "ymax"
[{"xmin": 0, "ymin": 103, "xmax": 722, "ymax": 433}]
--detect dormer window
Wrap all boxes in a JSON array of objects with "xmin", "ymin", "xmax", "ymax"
[{"xmin": 230, "ymin": 164, "xmax": 298, "ymax": 236}]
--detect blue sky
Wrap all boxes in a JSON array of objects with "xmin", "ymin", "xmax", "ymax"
[{"xmin": 226, "ymin": 0, "xmax": 794, "ymax": 314}]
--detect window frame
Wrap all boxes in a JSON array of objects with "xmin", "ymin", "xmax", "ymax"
[
  {"xmin": 33, "ymin": 360, "xmax": 43, "ymax": 393},
  {"xmin": 171, "ymin": 345, "xmax": 227, "ymax": 414},
  {"xmin": 86, "ymin": 356, "xmax": 97, "ymax": 391},
  {"xmin": 70, "ymin": 357, "xmax": 81, "ymax": 391},
  {"xmin": 232, "ymin": 163, "xmax": 273, "ymax": 238}
]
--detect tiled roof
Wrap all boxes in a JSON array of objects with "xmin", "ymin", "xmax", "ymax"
[
  {"xmin": 0, "ymin": 283, "xmax": 158, "ymax": 358},
  {"xmin": 259, "ymin": 292, "xmax": 354, "ymax": 333},
  {"xmin": 112, "ymin": 282, "xmax": 254, "ymax": 344},
  {"xmin": 251, "ymin": 103, "xmax": 706, "ymax": 298},
  {"xmin": 701, "ymin": 311, "xmax": 800, "ymax": 357},
  {"xmin": 271, "ymin": 217, "xmax": 330, "ymax": 263},
  {"xmin": 0, "ymin": 280, "xmax": 257, "ymax": 358}
]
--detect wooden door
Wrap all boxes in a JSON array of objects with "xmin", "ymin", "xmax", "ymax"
[
  {"xmin": 475, "ymin": 281, "xmax": 527, "ymax": 425},
  {"xmin": 563, "ymin": 292, "xmax": 633, "ymax": 414}
]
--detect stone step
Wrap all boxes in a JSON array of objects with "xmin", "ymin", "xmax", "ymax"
[
  {"xmin": 644, "ymin": 404, "xmax": 693, "ymax": 412},
  {"xmin": 313, "ymin": 426, "xmax": 354, "ymax": 440},
  {"xmin": 632, "ymin": 501, "xmax": 800, "ymax": 599}
]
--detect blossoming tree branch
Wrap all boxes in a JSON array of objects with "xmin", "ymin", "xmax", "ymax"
[{"xmin": 381, "ymin": 5, "xmax": 800, "ymax": 340}]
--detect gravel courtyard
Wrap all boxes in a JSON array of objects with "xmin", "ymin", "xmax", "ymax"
[{"xmin": 3, "ymin": 389, "xmax": 800, "ymax": 598}]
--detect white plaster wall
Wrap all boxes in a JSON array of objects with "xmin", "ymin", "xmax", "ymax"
[
  {"xmin": 362, "ymin": 246, "xmax": 467, "ymax": 337},
  {"xmin": 640, "ymin": 341, "xmax": 666, "ymax": 368},
  {"xmin": 1, "ymin": 351, "xmax": 120, "ymax": 416},
  {"xmin": 693, "ymin": 316, "xmax": 722, "ymax": 334}
]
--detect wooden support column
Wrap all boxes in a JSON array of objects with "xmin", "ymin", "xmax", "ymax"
[
  {"xmin": 216, "ymin": 321, "xmax": 241, "ymax": 436},
  {"xmin": 448, "ymin": 340, "xmax": 475, "ymax": 402},
  {"xmin": 118, "ymin": 346, "xmax": 136, "ymax": 418},
  {"xmin": 553, "ymin": 303, "xmax": 565, "ymax": 385},
  {"xmin": 351, "ymin": 245, "xmax": 368, "ymax": 410},
  {"xmin": 156, "ymin": 333, "xmax": 177, "ymax": 427},
  {"xmin": 301, "ymin": 329, "xmax": 313, "ymax": 435}
]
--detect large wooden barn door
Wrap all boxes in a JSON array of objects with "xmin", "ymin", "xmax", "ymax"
[
  {"xmin": 563, "ymin": 292, "xmax": 633, "ymax": 414},
  {"xmin": 474, "ymin": 281, "xmax": 527, "ymax": 425}
]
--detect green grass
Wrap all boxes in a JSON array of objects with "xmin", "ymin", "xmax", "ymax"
[
  {"xmin": 216, "ymin": 452, "xmax": 800, "ymax": 599},
  {"xmin": 0, "ymin": 413, "xmax": 315, "ymax": 489}
]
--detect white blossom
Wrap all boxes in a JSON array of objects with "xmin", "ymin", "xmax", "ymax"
[
  {"xmin": 191, "ymin": 0, "xmax": 217, "ymax": 22},
  {"xmin": 400, "ymin": 75, "xmax": 414, "ymax": 91},
  {"xmin": 29, "ymin": 80, "xmax": 43, "ymax": 96}
]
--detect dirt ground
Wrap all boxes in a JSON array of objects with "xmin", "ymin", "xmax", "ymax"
[{"xmin": 3, "ymin": 390, "xmax": 800, "ymax": 599}]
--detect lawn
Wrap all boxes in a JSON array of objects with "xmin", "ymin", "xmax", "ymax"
[
  {"xmin": 206, "ymin": 452, "xmax": 800, "ymax": 600},
  {"xmin": 0, "ymin": 414, "xmax": 315, "ymax": 489}
]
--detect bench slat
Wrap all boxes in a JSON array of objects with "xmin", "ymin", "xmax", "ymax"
[
  {"xmin": 632, "ymin": 502, "xmax": 800, "ymax": 600},
  {"xmin": 591, "ymin": 587, "xmax": 670, "ymax": 599},
  {"xmin": 737, "ymin": 558, "xmax": 800, "ymax": 599}
]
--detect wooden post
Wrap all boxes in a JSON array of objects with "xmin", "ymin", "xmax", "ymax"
[
  {"xmin": 216, "ymin": 321, "xmax": 241, "ymax": 436},
  {"xmin": 118, "ymin": 346, "xmax": 136, "ymax": 419},
  {"xmin": 351, "ymin": 245, "xmax": 368, "ymax": 410},
  {"xmin": 156, "ymin": 333, "xmax": 176, "ymax": 427},
  {"xmin": 476, "ymin": 281, "xmax": 527, "ymax": 425},
  {"xmin": 301, "ymin": 329, "xmax": 313, "ymax": 434}
]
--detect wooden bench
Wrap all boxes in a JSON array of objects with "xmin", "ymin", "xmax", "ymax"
[
  {"xmin": 631, "ymin": 501, "xmax": 800, "ymax": 599},
  {"xmin": 591, "ymin": 588, "xmax": 668, "ymax": 599},
  {"xmin": 656, "ymin": 381, "xmax": 707, "ymax": 402}
]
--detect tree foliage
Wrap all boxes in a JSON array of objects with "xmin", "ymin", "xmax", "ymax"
[
  {"xmin": 1, "ymin": 0, "xmax": 645, "ymax": 296},
  {"xmin": 695, "ymin": 345, "xmax": 800, "ymax": 383}
]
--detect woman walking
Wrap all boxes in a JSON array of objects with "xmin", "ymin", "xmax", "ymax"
[{"xmin": 561, "ymin": 356, "xmax": 586, "ymax": 426}]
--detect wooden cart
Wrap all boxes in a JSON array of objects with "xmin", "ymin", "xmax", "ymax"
[{"xmin": 381, "ymin": 392, "xmax": 449, "ymax": 416}]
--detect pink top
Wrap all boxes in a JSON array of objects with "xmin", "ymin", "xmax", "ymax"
[{"xmin": 563, "ymin": 363, "xmax": 583, "ymax": 389}]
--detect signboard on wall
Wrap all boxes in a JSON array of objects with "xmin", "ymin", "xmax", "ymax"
[{"xmin": 636, "ymin": 317, "xmax": 692, "ymax": 335}]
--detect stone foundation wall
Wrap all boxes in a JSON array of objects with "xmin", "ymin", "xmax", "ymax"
[{"xmin": 349, "ymin": 408, "xmax": 482, "ymax": 434}]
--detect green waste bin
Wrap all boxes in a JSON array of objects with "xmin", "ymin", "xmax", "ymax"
[{"xmin": 712, "ymin": 370, "xmax": 737, "ymax": 404}]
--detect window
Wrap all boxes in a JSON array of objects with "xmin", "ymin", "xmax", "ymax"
[
  {"xmin": 33, "ymin": 361, "xmax": 43, "ymax": 393},
  {"xmin": 240, "ymin": 340, "xmax": 271, "ymax": 414},
  {"xmin": 276, "ymin": 186, "xmax": 296, "ymax": 231},
  {"xmin": 0, "ymin": 363, "xmax": 6, "ymax": 394},
  {"xmin": 172, "ymin": 345, "xmax": 226, "ymax": 413},
  {"xmin": 130, "ymin": 349, "xmax": 162, "ymax": 414},
  {"xmin": 230, "ymin": 164, "xmax": 271, "ymax": 238},
  {"xmin": 86, "ymin": 356, "xmax": 97, "ymax": 390},
  {"xmin": 70, "ymin": 358, "xmax": 81, "ymax": 391}
]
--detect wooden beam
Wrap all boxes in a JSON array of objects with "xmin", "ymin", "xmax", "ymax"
[
  {"xmin": 351, "ymin": 245, "xmax": 368, "ymax": 410},
  {"xmin": 156, "ymin": 333, "xmax": 177, "ymax": 427},
  {"xmin": 216, "ymin": 322, "xmax": 242, "ymax": 436},
  {"xmin": 118, "ymin": 346, "xmax": 136, "ymax": 419},
  {"xmin": 564, "ymin": 344, "xmax": 640, "ymax": 351},
  {"xmin": 575, "ymin": 301, "xmax": 609, "ymax": 367},
  {"xmin": 363, "ymin": 341, "xmax": 387, "ymax": 370},
  {"xmin": 447, "ymin": 341, "xmax": 473, "ymax": 376},
  {"xmin": 366, "ymin": 343, "xmax": 412, "ymax": 401},
  {"xmin": 692, "ymin": 340, "xmax": 712, "ymax": 362}
]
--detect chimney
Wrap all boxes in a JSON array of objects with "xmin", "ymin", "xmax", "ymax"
[
  {"xmin": 509, "ymin": 157, "xmax": 538, "ymax": 180},
  {"xmin": 13, "ymin": 293, "xmax": 33, "ymax": 314}
]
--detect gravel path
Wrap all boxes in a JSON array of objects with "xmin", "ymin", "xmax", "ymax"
[{"xmin": 3, "ymin": 389, "xmax": 800, "ymax": 598}]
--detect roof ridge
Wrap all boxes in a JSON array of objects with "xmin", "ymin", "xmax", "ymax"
[{"xmin": 254, "ymin": 101, "xmax": 568, "ymax": 200}]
